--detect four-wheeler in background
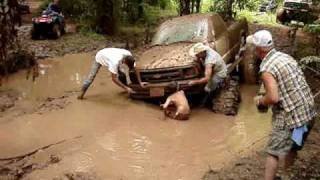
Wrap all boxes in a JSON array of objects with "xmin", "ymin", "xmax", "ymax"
[{"xmin": 31, "ymin": 10, "xmax": 65, "ymax": 40}]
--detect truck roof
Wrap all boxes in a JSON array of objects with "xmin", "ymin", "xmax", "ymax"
[{"xmin": 284, "ymin": 0, "xmax": 311, "ymax": 3}]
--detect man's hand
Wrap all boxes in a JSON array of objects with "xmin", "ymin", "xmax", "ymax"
[
  {"xmin": 188, "ymin": 80, "xmax": 196, "ymax": 86},
  {"xmin": 126, "ymin": 87, "xmax": 136, "ymax": 94},
  {"xmin": 254, "ymin": 95, "xmax": 268, "ymax": 113},
  {"xmin": 254, "ymin": 95, "xmax": 263, "ymax": 106}
]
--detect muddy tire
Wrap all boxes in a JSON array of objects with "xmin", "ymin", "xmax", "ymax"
[
  {"xmin": 52, "ymin": 24, "xmax": 61, "ymax": 39},
  {"xmin": 212, "ymin": 77, "xmax": 241, "ymax": 116},
  {"xmin": 31, "ymin": 27, "xmax": 40, "ymax": 40},
  {"xmin": 240, "ymin": 43, "xmax": 259, "ymax": 84}
]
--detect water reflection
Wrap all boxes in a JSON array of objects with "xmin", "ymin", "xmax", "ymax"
[{"xmin": 1, "ymin": 53, "xmax": 93, "ymax": 100}]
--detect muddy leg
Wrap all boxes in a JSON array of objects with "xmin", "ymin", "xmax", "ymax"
[
  {"xmin": 265, "ymin": 154, "xmax": 279, "ymax": 180},
  {"xmin": 78, "ymin": 61, "xmax": 101, "ymax": 99}
]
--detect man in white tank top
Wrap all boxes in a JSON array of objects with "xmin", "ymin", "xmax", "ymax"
[{"xmin": 78, "ymin": 48, "xmax": 136, "ymax": 99}]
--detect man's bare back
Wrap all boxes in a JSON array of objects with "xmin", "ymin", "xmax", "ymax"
[{"xmin": 161, "ymin": 90, "xmax": 190, "ymax": 120}]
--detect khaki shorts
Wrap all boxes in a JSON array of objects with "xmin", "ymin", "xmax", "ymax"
[{"xmin": 265, "ymin": 120, "xmax": 314, "ymax": 157}]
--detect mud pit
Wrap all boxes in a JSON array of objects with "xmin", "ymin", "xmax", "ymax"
[{"xmin": 0, "ymin": 53, "xmax": 270, "ymax": 179}]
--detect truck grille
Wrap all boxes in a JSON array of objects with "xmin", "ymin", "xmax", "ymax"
[{"xmin": 140, "ymin": 66, "xmax": 200, "ymax": 83}]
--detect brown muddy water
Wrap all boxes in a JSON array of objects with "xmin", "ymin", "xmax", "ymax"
[{"xmin": 0, "ymin": 53, "xmax": 271, "ymax": 180}]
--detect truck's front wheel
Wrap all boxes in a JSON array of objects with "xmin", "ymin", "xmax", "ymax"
[
  {"xmin": 212, "ymin": 76, "xmax": 241, "ymax": 116},
  {"xmin": 240, "ymin": 43, "xmax": 260, "ymax": 84}
]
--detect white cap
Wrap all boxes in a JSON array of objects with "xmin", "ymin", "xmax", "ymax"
[
  {"xmin": 246, "ymin": 30, "xmax": 273, "ymax": 47},
  {"xmin": 189, "ymin": 43, "xmax": 210, "ymax": 57}
]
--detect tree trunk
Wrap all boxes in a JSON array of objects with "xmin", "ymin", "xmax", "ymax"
[
  {"xmin": 191, "ymin": 0, "xmax": 195, "ymax": 13},
  {"xmin": 137, "ymin": 0, "xmax": 144, "ymax": 19},
  {"xmin": 226, "ymin": 0, "xmax": 234, "ymax": 19},
  {"xmin": 0, "ymin": 0, "xmax": 20, "ymax": 66},
  {"xmin": 195, "ymin": 0, "xmax": 201, "ymax": 13},
  {"xmin": 179, "ymin": 0, "xmax": 191, "ymax": 16},
  {"xmin": 95, "ymin": 0, "xmax": 118, "ymax": 35}
]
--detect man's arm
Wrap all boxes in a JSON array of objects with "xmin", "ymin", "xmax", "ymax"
[
  {"xmin": 111, "ymin": 73, "xmax": 135, "ymax": 94},
  {"xmin": 189, "ymin": 64, "xmax": 213, "ymax": 85},
  {"xmin": 259, "ymin": 72, "xmax": 279, "ymax": 106}
]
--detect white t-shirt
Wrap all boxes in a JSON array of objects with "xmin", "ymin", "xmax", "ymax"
[
  {"xmin": 95, "ymin": 48, "xmax": 132, "ymax": 74},
  {"xmin": 204, "ymin": 48, "xmax": 227, "ymax": 78}
]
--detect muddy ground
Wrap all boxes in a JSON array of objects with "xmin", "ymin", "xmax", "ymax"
[
  {"xmin": 203, "ymin": 74, "xmax": 320, "ymax": 180},
  {"xmin": 1, "ymin": 7, "xmax": 320, "ymax": 180}
]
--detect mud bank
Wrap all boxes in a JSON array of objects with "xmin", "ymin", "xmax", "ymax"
[{"xmin": 0, "ymin": 53, "xmax": 271, "ymax": 180}]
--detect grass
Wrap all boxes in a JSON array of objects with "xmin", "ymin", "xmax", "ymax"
[
  {"xmin": 201, "ymin": 0, "xmax": 212, "ymax": 13},
  {"xmin": 236, "ymin": 9, "xmax": 279, "ymax": 26},
  {"xmin": 79, "ymin": 31, "xmax": 106, "ymax": 41},
  {"xmin": 118, "ymin": 7, "xmax": 177, "ymax": 40}
]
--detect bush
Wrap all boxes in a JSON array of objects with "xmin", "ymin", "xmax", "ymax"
[
  {"xmin": 236, "ymin": 10, "xmax": 277, "ymax": 26},
  {"xmin": 304, "ymin": 24, "xmax": 320, "ymax": 34}
]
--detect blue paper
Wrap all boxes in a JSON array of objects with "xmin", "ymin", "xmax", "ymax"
[{"xmin": 291, "ymin": 125, "xmax": 308, "ymax": 146}]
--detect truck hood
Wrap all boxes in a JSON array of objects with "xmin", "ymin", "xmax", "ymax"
[{"xmin": 136, "ymin": 43, "xmax": 196, "ymax": 70}]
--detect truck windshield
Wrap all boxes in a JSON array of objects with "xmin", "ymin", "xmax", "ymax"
[
  {"xmin": 152, "ymin": 18, "xmax": 208, "ymax": 45},
  {"xmin": 284, "ymin": 2, "xmax": 309, "ymax": 9}
]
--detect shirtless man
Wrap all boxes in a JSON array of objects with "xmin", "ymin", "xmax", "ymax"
[{"xmin": 161, "ymin": 90, "xmax": 190, "ymax": 120}]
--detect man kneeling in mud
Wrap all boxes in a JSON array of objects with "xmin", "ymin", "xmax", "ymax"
[
  {"xmin": 188, "ymin": 43, "xmax": 227, "ymax": 105},
  {"xmin": 161, "ymin": 90, "xmax": 190, "ymax": 120}
]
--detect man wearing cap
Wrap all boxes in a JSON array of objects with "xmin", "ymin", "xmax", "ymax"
[
  {"xmin": 78, "ymin": 48, "xmax": 136, "ymax": 99},
  {"xmin": 248, "ymin": 30, "xmax": 316, "ymax": 180},
  {"xmin": 188, "ymin": 43, "xmax": 227, "ymax": 103}
]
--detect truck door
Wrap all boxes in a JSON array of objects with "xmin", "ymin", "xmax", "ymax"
[{"xmin": 210, "ymin": 15, "xmax": 231, "ymax": 64}]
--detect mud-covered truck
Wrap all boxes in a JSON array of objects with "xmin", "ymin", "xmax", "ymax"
[{"xmin": 128, "ymin": 13, "xmax": 250, "ymax": 99}]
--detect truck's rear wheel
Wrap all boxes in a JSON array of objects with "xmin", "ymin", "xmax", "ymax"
[{"xmin": 240, "ymin": 43, "xmax": 259, "ymax": 84}]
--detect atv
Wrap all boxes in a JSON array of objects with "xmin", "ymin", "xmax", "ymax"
[{"xmin": 31, "ymin": 10, "xmax": 65, "ymax": 40}]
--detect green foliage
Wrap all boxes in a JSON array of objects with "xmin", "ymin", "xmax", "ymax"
[
  {"xmin": 304, "ymin": 24, "xmax": 320, "ymax": 34},
  {"xmin": 159, "ymin": 0, "xmax": 168, "ymax": 9},
  {"xmin": 236, "ymin": 10, "xmax": 278, "ymax": 26},
  {"xmin": 78, "ymin": 30, "xmax": 106, "ymax": 41},
  {"xmin": 206, "ymin": 0, "xmax": 260, "ymax": 14},
  {"xmin": 124, "ymin": 0, "xmax": 176, "ymax": 24},
  {"xmin": 236, "ymin": 0, "xmax": 260, "ymax": 11},
  {"xmin": 208, "ymin": 0, "xmax": 225, "ymax": 13}
]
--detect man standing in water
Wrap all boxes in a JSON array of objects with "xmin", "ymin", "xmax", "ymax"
[
  {"xmin": 78, "ymin": 48, "xmax": 136, "ymax": 99},
  {"xmin": 248, "ymin": 30, "xmax": 316, "ymax": 180},
  {"xmin": 188, "ymin": 43, "xmax": 227, "ymax": 104}
]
